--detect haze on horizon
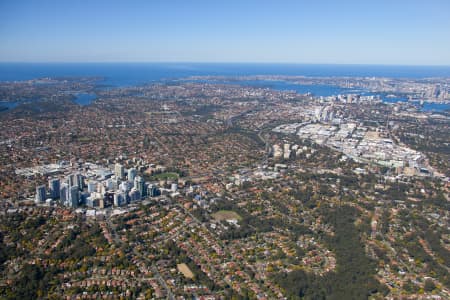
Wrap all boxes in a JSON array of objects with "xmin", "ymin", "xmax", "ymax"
[{"xmin": 1, "ymin": 0, "xmax": 450, "ymax": 66}]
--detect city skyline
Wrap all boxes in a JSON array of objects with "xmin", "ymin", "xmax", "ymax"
[{"xmin": 1, "ymin": 0, "xmax": 450, "ymax": 65}]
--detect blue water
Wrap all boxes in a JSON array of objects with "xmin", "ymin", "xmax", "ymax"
[
  {"xmin": 239, "ymin": 80, "xmax": 450, "ymax": 111},
  {"xmin": 0, "ymin": 63, "xmax": 449, "ymax": 111},
  {"xmin": 0, "ymin": 101, "xmax": 19, "ymax": 109},
  {"xmin": 382, "ymin": 98, "xmax": 449, "ymax": 112},
  {"xmin": 74, "ymin": 93, "xmax": 96, "ymax": 106},
  {"xmin": 0, "ymin": 94, "xmax": 96, "ymax": 110},
  {"xmin": 1, "ymin": 63, "xmax": 450, "ymax": 86},
  {"xmin": 421, "ymin": 102, "xmax": 450, "ymax": 112},
  {"xmin": 0, "ymin": 101, "xmax": 18, "ymax": 112}
]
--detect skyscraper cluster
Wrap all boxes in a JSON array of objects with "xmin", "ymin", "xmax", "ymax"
[{"xmin": 35, "ymin": 163, "xmax": 161, "ymax": 209}]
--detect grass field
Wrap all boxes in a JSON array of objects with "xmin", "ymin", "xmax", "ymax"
[
  {"xmin": 149, "ymin": 172, "xmax": 179, "ymax": 180},
  {"xmin": 212, "ymin": 210, "xmax": 242, "ymax": 221},
  {"xmin": 177, "ymin": 263, "xmax": 194, "ymax": 279}
]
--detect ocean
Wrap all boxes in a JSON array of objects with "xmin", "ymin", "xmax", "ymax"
[
  {"xmin": 1, "ymin": 63, "xmax": 450, "ymax": 84},
  {"xmin": 1, "ymin": 63, "xmax": 449, "ymax": 111}
]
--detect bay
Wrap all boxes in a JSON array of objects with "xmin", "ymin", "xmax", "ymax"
[
  {"xmin": 1, "ymin": 63, "xmax": 450, "ymax": 86},
  {"xmin": 0, "ymin": 63, "xmax": 449, "ymax": 111}
]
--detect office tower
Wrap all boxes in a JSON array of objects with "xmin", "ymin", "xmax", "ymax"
[
  {"xmin": 99, "ymin": 184, "xmax": 106, "ymax": 195},
  {"xmin": 48, "ymin": 178, "xmax": 60, "ymax": 199},
  {"xmin": 129, "ymin": 188, "xmax": 140, "ymax": 202},
  {"xmin": 80, "ymin": 192, "xmax": 89, "ymax": 206},
  {"xmin": 113, "ymin": 192, "xmax": 122, "ymax": 207},
  {"xmin": 121, "ymin": 191, "xmax": 128, "ymax": 205},
  {"xmin": 60, "ymin": 183, "xmax": 68, "ymax": 205},
  {"xmin": 98, "ymin": 198, "xmax": 104, "ymax": 209},
  {"xmin": 127, "ymin": 168, "xmax": 137, "ymax": 182},
  {"xmin": 115, "ymin": 163, "xmax": 124, "ymax": 179},
  {"xmin": 128, "ymin": 168, "xmax": 137, "ymax": 182},
  {"xmin": 147, "ymin": 184, "xmax": 159, "ymax": 197},
  {"xmin": 87, "ymin": 181, "xmax": 97, "ymax": 193},
  {"xmin": 104, "ymin": 178, "xmax": 114, "ymax": 191},
  {"xmin": 75, "ymin": 173, "xmax": 84, "ymax": 191},
  {"xmin": 69, "ymin": 186, "xmax": 79, "ymax": 208},
  {"xmin": 35, "ymin": 185, "xmax": 46, "ymax": 203},
  {"xmin": 171, "ymin": 183, "xmax": 178, "ymax": 192},
  {"xmin": 86, "ymin": 196, "xmax": 99, "ymax": 208},
  {"xmin": 283, "ymin": 143, "xmax": 291, "ymax": 160},
  {"xmin": 134, "ymin": 176, "xmax": 145, "ymax": 198},
  {"xmin": 119, "ymin": 181, "xmax": 131, "ymax": 193},
  {"xmin": 113, "ymin": 192, "xmax": 127, "ymax": 206},
  {"xmin": 68, "ymin": 174, "xmax": 75, "ymax": 187}
]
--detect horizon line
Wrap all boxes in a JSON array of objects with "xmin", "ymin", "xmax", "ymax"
[{"xmin": 1, "ymin": 61, "xmax": 450, "ymax": 68}]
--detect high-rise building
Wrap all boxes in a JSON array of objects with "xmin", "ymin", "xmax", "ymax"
[
  {"xmin": 119, "ymin": 181, "xmax": 132, "ymax": 193},
  {"xmin": 98, "ymin": 184, "xmax": 106, "ymax": 195},
  {"xmin": 283, "ymin": 143, "xmax": 291, "ymax": 160},
  {"xmin": 99, "ymin": 198, "xmax": 105, "ymax": 209},
  {"xmin": 120, "ymin": 192, "xmax": 129, "ymax": 204},
  {"xmin": 129, "ymin": 188, "xmax": 141, "ymax": 202},
  {"xmin": 104, "ymin": 178, "xmax": 114, "ymax": 191},
  {"xmin": 69, "ymin": 186, "xmax": 79, "ymax": 208},
  {"xmin": 35, "ymin": 185, "xmax": 46, "ymax": 204},
  {"xmin": 60, "ymin": 183, "xmax": 68, "ymax": 205},
  {"xmin": 48, "ymin": 178, "xmax": 60, "ymax": 199},
  {"xmin": 68, "ymin": 174, "xmax": 75, "ymax": 187},
  {"xmin": 127, "ymin": 168, "xmax": 137, "ymax": 182},
  {"xmin": 147, "ymin": 184, "xmax": 159, "ymax": 197},
  {"xmin": 115, "ymin": 163, "xmax": 124, "ymax": 179},
  {"xmin": 87, "ymin": 181, "xmax": 97, "ymax": 193},
  {"xmin": 113, "ymin": 192, "xmax": 128, "ymax": 206},
  {"xmin": 86, "ymin": 197, "xmax": 99, "ymax": 208},
  {"xmin": 113, "ymin": 192, "xmax": 122, "ymax": 207},
  {"xmin": 134, "ymin": 176, "xmax": 145, "ymax": 198},
  {"xmin": 75, "ymin": 173, "xmax": 84, "ymax": 191},
  {"xmin": 103, "ymin": 192, "xmax": 114, "ymax": 207}
]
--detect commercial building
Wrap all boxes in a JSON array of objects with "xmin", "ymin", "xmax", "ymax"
[
  {"xmin": 128, "ymin": 168, "xmax": 137, "ymax": 182},
  {"xmin": 35, "ymin": 185, "xmax": 46, "ymax": 203},
  {"xmin": 115, "ymin": 163, "xmax": 125, "ymax": 179},
  {"xmin": 134, "ymin": 176, "xmax": 145, "ymax": 198},
  {"xmin": 69, "ymin": 186, "xmax": 79, "ymax": 208},
  {"xmin": 48, "ymin": 178, "xmax": 60, "ymax": 199}
]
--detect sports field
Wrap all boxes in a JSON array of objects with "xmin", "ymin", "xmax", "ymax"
[{"xmin": 212, "ymin": 210, "xmax": 242, "ymax": 221}]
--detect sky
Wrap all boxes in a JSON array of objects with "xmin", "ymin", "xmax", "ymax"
[{"xmin": 1, "ymin": 0, "xmax": 450, "ymax": 65}]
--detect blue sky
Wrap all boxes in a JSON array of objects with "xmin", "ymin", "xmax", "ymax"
[{"xmin": 1, "ymin": 0, "xmax": 449, "ymax": 65}]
